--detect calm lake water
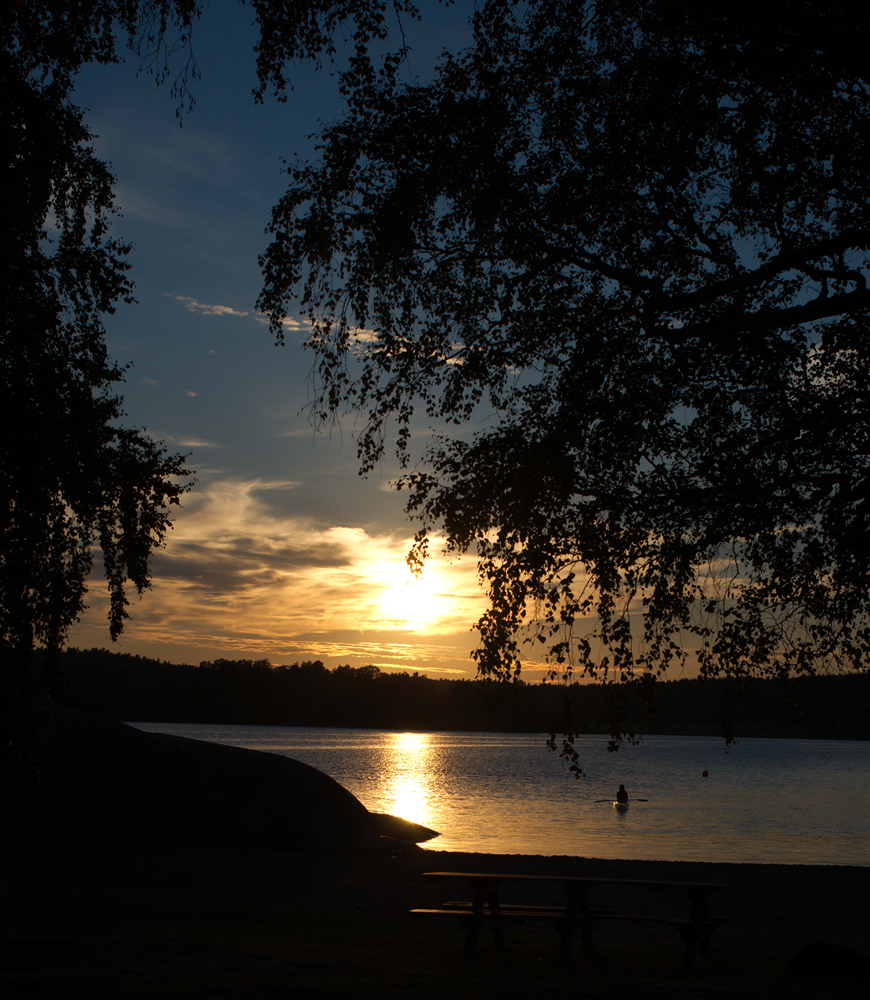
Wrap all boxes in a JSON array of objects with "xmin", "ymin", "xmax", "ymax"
[{"xmin": 132, "ymin": 724, "xmax": 869, "ymax": 866}]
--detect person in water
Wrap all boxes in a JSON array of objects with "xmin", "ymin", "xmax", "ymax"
[{"xmin": 616, "ymin": 784, "xmax": 628, "ymax": 803}]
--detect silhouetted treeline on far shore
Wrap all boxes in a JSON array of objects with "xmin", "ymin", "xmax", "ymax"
[{"xmin": 46, "ymin": 647, "xmax": 869, "ymax": 740}]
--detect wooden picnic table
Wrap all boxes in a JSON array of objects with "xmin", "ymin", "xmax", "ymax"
[{"xmin": 412, "ymin": 871, "xmax": 730, "ymax": 967}]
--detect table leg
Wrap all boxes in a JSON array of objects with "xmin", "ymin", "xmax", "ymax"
[
  {"xmin": 462, "ymin": 886, "xmax": 487, "ymax": 959},
  {"xmin": 687, "ymin": 888, "xmax": 712, "ymax": 965},
  {"xmin": 564, "ymin": 884, "xmax": 595, "ymax": 960},
  {"xmin": 688, "ymin": 889, "xmax": 708, "ymax": 921},
  {"xmin": 486, "ymin": 887, "xmax": 506, "ymax": 952},
  {"xmin": 683, "ymin": 929, "xmax": 697, "ymax": 970},
  {"xmin": 557, "ymin": 913, "xmax": 575, "ymax": 964}
]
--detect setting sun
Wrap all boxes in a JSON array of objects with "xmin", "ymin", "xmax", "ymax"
[{"xmin": 373, "ymin": 561, "xmax": 459, "ymax": 631}]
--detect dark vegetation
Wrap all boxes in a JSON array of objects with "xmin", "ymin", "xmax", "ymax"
[
  {"xmin": 3, "ymin": 0, "xmax": 195, "ymax": 779},
  {"xmin": 6, "ymin": 2, "xmax": 868, "ymax": 777},
  {"xmin": 0, "ymin": 0, "xmax": 445, "ymax": 780},
  {"xmin": 262, "ymin": 1, "xmax": 870, "ymax": 748},
  {"xmin": 50, "ymin": 648, "xmax": 869, "ymax": 740}
]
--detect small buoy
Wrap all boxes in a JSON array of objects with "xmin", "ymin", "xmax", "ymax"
[{"xmin": 702, "ymin": 770, "xmax": 709, "ymax": 777}]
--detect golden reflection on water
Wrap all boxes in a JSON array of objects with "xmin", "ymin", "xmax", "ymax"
[{"xmin": 384, "ymin": 732, "xmax": 435, "ymax": 828}]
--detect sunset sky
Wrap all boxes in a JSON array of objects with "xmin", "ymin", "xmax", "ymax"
[{"xmin": 67, "ymin": 2, "xmax": 519, "ymax": 676}]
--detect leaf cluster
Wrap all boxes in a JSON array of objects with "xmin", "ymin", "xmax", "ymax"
[
  {"xmin": 2, "ymin": 0, "xmax": 441, "ymax": 776},
  {"xmin": 259, "ymin": 0, "xmax": 870, "ymax": 741},
  {"xmin": 1, "ymin": 1, "xmax": 206, "ymax": 776}
]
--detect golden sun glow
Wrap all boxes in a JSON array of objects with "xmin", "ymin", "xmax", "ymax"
[
  {"xmin": 74, "ymin": 476, "xmax": 490, "ymax": 671},
  {"xmin": 384, "ymin": 732, "xmax": 434, "ymax": 827},
  {"xmin": 372, "ymin": 561, "xmax": 458, "ymax": 631},
  {"xmin": 390, "ymin": 775, "xmax": 430, "ymax": 825}
]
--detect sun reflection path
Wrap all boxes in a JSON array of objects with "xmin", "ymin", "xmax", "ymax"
[{"xmin": 384, "ymin": 732, "xmax": 436, "ymax": 829}]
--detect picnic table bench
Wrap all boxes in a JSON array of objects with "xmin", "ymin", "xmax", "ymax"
[{"xmin": 411, "ymin": 872, "xmax": 730, "ymax": 968}]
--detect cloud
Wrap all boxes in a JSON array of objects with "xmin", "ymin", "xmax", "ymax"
[
  {"xmin": 170, "ymin": 295, "xmax": 249, "ymax": 318},
  {"xmin": 137, "ymin": 128, "xmax": 241, "ymax": 187},
  {"xmin": 142, "ymin": 377, "xmax": 158, "ymax": 386},
  {"xmin": 186, "ymin": 391, "xmax": 197, "ymax": 397},
  {"xmin": 348, "ymin": 328, "xmax": 378, "ymax": 345},
  {"xmin": 274, "ymin": 426, "xmax": 320, "ymax": 438},
  {"xmin": 254, "ymin": 314, "xmax": 305, "ymax": 330},
  {"xmin": 73, "ymin": 475, "xmax": 488, "ymax": 673},
  {"xmin": 258, "ymin": 315, "xmax": 379, "ymax": 350},
  {"xmin": 112, "ymin": 187, "xmax": 200, "ymax": 229},
  {"xmin": 169, "ymin": 437, "xmax": 221, "ymax": 449}
]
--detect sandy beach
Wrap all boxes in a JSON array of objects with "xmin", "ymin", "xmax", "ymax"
[
  {"xmin": 270, "ymin": 848, "xmax": 870, "ymax": 957},
  {"xmin": 3, "ymin": 840, "xmax": 867, "ymax": 999}
]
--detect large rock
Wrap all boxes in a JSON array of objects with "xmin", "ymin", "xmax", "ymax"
[{"xmin": 0, "ymin": 710, "xmax": 439, "ymax": 851}]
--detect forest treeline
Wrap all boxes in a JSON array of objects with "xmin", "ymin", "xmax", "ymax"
[{"xmin": 46, "ymin": 648, "xmax": 869, "ymax": 740}]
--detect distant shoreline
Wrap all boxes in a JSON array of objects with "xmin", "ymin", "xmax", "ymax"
[
  {"xmin": 52, "ymin": 647, "xmax": 869, "ymax": 741},
  {"xmin": 130, "ymin": 717, "xmax": 870, "ymax": 741}
]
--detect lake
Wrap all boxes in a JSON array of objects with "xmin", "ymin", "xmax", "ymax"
[{"xmin": 132, "ymin": 724, "xmax": 869, "ymax": 866}]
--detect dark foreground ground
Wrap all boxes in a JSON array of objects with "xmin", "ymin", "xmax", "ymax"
[{"xmin": 2, "ymin": 838, "xmax": 867, "ymax": 1000}]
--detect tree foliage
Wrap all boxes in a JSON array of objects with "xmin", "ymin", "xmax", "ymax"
[
  {"xmin": 259, "ymin": 0, "xmax": 870, "ymax": 745},
  {"xmin": 55, "ymin": 647, "xmax": 870, "ymax": 739},
  {"xmin": 2, "ymin": 0, "xmax": 435, "ymax": 776},
  {"xmin": 1, "ymin": 1, "xmax": 203, "ymax": 775}
]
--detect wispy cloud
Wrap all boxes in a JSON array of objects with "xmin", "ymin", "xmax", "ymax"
[
  {"xmin": 169, "ymin": 437, "xmax": 222, "ymax": 450},
  {"xmin": 257, "ymin": 314, "xmax": 380, "ymax": 350},
  {"xmin": 348, "ymin": 328, "xmax": 378, "ymax": 345},
  {"xmin": 170, "ymin": 295, "xmax": 249, "ymax": 317},
  {"xmin": 254, "ymin": 314, "xmax": 305, "ymax": 330},
  {"xmin": 274, "ymin": 426, "xmax": 321, "ymax": 439},
  {"xmin": 137, "ymin": 128, "xmax": 242, "ymax": 187},
  {"xmin": 112, "ymin": 187, "xmax": 202, "ymax": 229}
]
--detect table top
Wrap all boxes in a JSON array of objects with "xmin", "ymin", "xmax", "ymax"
[{"xmin": 423, "ymin": 872, "xmax": 730, "ymax": 892}]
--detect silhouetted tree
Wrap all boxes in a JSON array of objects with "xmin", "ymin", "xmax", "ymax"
[
  {"xmin": 2, "ymin": 0, "xmax": 437, "ymax": 776},
  {"xmin": 3, "ymin": 0, "xmax": 453, "ymax": 777},
  {"xmin": 259, "ymin": 0, "xmax": 870, "ymax": 758},
  {"xmin": 54, "ymin": 647, "xmax": 870, "ymax": 737},
  {"xmin": 1, "ymin": 3, "xmax": 208, "ymax": 777}
]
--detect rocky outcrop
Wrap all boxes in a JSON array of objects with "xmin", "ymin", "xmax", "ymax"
[{"xmin": 0, "ymin": 710, "xmax": 439, "ymax": 850}]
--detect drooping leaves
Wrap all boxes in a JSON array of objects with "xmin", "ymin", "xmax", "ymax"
[
  {"xmin": 3, "ymin": 0, "xmax": 437, "ymax": 776},
  {"xmin": 260, "ymin": 0, "xmax": 870, "ymax": 746}
]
